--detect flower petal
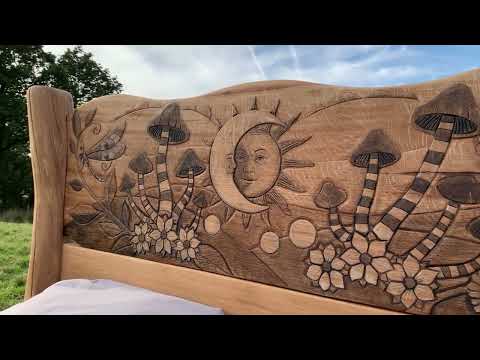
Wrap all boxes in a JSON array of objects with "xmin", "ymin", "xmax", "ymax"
[
  {"xmin": 365, "ymin": 265, "xmax": 378, "ymax": 285},
  {"xmin": 143, "ymin": 241, "xmax": 149, "ymax": 252},
  {"xmin": 155, "ymin": 239, "xmax": 164, "ymax": 253},
  {"xmin": 164, "ymin": 240, "xmax": 172, "ymax": 254},
  {"xmin": 187, "ymin": 229, "xmax": 195, "ymax": 241},
  {"xmin": 167, "ymin": 231, "xmax": 178, "ymax": 241},
  {"xmin": 306, "ymin": 265, "xmax": 322, "ymax": 281},
  {"xmin": 330, "ymin": 271, "xmax": 344, "ymax": 289},
  {"xmin": 323, "ymin": 245, "xmax": 336, "ymax": 262},
  {"xmin": 179, "ymin": 228, "xmax": 187, "ymax": 241},
  {"xmin": 309, "ymin": 250, "xmax": 324, "ymax": 265},
  {"xmin": 319, "ymin": 272, "xmax": 331, "ymax": 291},
  {"xmin": 132, "ymin": 235, "xmax": 139, "ymax": 244},
  {"xmin": 190, "ymin": 238, "xmax": 200, "ymax": 248},
  {"xmin": 156, "ymin": 217, "xmax": 165, "ymax": 231},
  {"xmin": 188, "ymin": 247, "xmax": 196, "ymax": 259},
  {"xmin": 165, "ymin": 218, "xmax": 173, "ymax": 232},
  {"xmin": 414, "ymin": 285, "xmax": 434, "ymax": 301},
  {"xmin": 149, "ymin": 230, "xmax": 161, "ymax": 241},
  {"xmin": 134, "ymin": 225, "xmax": 141, "ymax": 235},
  {"xmin": 352, "ymin": 232, "xmax": 368, "ymax": 254},
  {"xmin": 331, "ymin": 258, "xmax": 345, "ymax": 270},
  {"xmin": 141, "ymin": 223, "xmax": 148, "ymax": 234},
  {"xmin": 368, "ymin": 241, "xmax": 386, "ymax": 257},
  {"xmin": 341, "ymin": 248, "xmax": 360, "ymax": 265},
  {"xmin": 387, "ymin": 264, "xmax": 406, "ymax": 282},
  {"xmin": 175, "ymin": 241, "xmax": 184, "ymax": 251},
  {"xmin": 371, "ymin": 257, "xmax": 393, "ymax": 273},
  {"xmin": 415, "ymin": 269, "xmax": 438, "ymax": 285},
  {"xmin": 350, "ymin": 264, "xmax": 365, "ymax": 281},
  {"xmin": 136, "ymin": 243, "xmax": 143, "ymax": 253},
  {"xmin": 403, "ymin": 255, "xmax": 420, "ymax": 277},
  {"xmin": 401, "ymin": 289, "xmax": 417, "ymax": 308},
  {"xmin": 386, "ymin": 282, "xmax": 405, "ymax": 296},
  {"xmin": 181, "ymin": 249, "xmax": 188, "ymax": 261}
]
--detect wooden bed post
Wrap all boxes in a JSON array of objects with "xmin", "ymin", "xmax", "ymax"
[{"xmin": 24, "ymin": 86, "xmax": 73, "ymax": 299}]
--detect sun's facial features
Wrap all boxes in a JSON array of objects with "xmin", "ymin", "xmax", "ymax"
[{"xmin": 234, "ymin": 130, "xmax": 281, "ymax": 198}]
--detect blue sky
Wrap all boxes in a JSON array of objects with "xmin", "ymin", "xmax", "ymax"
[{"xmin": 44, "ymin": 45, "xmax": 480, "ymax": 99}]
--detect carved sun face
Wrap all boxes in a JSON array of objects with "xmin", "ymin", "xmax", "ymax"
[{"xmin": 234, "ymin": 131, "xmax": 281, "ymax": 198}]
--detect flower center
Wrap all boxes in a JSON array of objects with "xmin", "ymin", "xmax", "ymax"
[
  {"xmin": 404, "ymin": 277, "xmax": 416, "ymax": 289},
  {"xmin": 139, "ymin": 234, "xmax": 145, "ymax": 243},
  {"xmin": 322, "ymin": 262, "xmax": 332, "ymax": 272},
  {"xmin": 183, "ymin": 240, "xmax": 190, "ymax": 248},
  {"xmin": 160, "ymin": 230, "xmax": 166, "ymax": 239},
  {"xmin": 360, "ymin": 253, "xmax": 372, "ymax": 265}
]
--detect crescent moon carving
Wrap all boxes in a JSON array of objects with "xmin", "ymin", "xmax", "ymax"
[{"xmin": 210, "ymin": 111, "xmax": 285, "ymax": 214}]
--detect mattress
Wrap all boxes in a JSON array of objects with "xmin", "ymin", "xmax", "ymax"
[{"xmin": 1, "ymin": 279, "xmax": 224, "ymax": 315}]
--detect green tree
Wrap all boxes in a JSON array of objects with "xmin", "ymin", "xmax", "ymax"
[{"xmin": 0, "ymin": 45, "xmax": 123, "ymax": 210}]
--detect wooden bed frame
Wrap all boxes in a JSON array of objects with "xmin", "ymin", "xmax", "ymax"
[{"xmin": 24, "ymin": 69, "xmax": 480, "ymax": 315}]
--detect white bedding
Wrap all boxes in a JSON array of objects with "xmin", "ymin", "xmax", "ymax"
[{"xmin": 1, "ymin": 279, "xmax": 224, "ymax": 315}]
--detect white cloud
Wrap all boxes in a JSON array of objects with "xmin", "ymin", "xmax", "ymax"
[{"xmin": 43, "ymin": 45, "xmax": 429, "ymax": 99}]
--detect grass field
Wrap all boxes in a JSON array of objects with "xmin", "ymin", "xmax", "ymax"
[{"xmin": 0, "ymin": 222, "xmax": 32, "ymax": 310}]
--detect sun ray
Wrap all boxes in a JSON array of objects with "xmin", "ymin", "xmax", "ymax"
[
  {"xmin": 279, "ymin": 136, "xmax": 312, "ymax": 155},
  {"xmin": 270, "ymin": 99, "xmax": 281, "ymax": 116},
  {"xmin": 281, "ymin": 158, "xmax": 315, "ymax": 169},
  {"xmin": 231, "ymin": 104, "xmax": 239, "ymax": 117},
  {"xmin": 260, "ymin": 208, "xmax": 271, "ymax": 228},
  {"xmin": 224, "ymin": 205, "xmax": 235, "ymax": 222},
  {"xmin": 242, "ymin": 213, "xmax": 252, "ymax": 229},
  {"xmin": 265, "ymin": 188, "xmax": 290, "ymax": 215},
  {"xmin": 272, "ymin": 112, "xmax": 301, "ymax": 140},
  {"xmin": 248, "ymin": 96, "xmax": 258, "ymax": 111},
  {"xmin": 277, "ymin": 173, "xmax": 306, "ymax": 193}
]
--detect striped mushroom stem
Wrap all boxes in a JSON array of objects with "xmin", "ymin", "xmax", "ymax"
[
  {"xmin": 329, "ymin": 207, "xmax": 352, "ymax": 242},
  {"xmin": 128, "ymin": 153, "xmax": 157, "ymax": 222},
  {"xmin": 189, "ymin": 207, "xmax": 202, "ymax": 232},
  {"xmin": 354, "ymin": 153, "xmax": 379, "ymax": 234},
  {"xmin": 374, "ymin": 83, "xmax": 480, "ymax": 242},
  {"xmin": 408, "ymin": 200, "xmax": 459, "ymax": 261},
  {"xmin": 157, "ymin": 128, "xmax": 173, "ymax": 217},
  {"xmin": 147, "ymin": 103, "xmax": 190, "ymax": 218},
  {"xmin": 119, "ymin": 174, "xmax": 152, "ymax": 224},
  {"xmin": 172, "ymin": 168, "xmax": 194, "ymax": 228},
  {"xmin": 430, "ymin": 255, "xmax": 480, "ymax": 279}
]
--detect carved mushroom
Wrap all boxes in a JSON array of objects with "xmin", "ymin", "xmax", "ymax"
[
  {"xmin": 374, "ymin": 84, "xmax": 480, "ymax": 242},
  {"xmin": 351, "ymin": 129, "xmax": 400, "ymax": 234},
  {"xmin": 171, "ymin": 149, "xmax": 206, "ymax": 229},
  {"xmin": 147, "ymin": 103, "xmax": 190, "ymax": 218},
  {"xmin": 314, "ymin": 180, "xmax": 350, "ymax": 242},
  {"xmin": 120, "ymin": 174, "xmax": 152, "ymax": 224},
  {"xmin": 128, "ymin": 153, "xmax": 157, "ymax": 220}
]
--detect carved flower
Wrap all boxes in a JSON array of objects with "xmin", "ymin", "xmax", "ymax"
[
  {"xmin": 175, "ymin": 227, "xmax": 200, "ymax": 261},
  {"xmin": 306, "ymin": 244, "xmax": 346, "ymax": 291},
  {"xmin": 341, "ymin": 233, "xmax": 393, "ymax": 286},
  {"xmin": 132, "ymin": 222, "xmax": 151, "ymax": 254},
  {"xmin": 385, "ymin": 255, "xmax": 438, "ymax": 309},
  {"xmin": 149, "ymin": 216, "xmax": 177, "ymax": 255}
]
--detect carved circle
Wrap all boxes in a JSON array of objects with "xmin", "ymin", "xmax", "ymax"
[
  {"xmin": 289, "ymin": 219, "xmax": 316, "ymax": 248},
  {"xmin": 204, "ymin": 215, "xmax": 221, "ymax": 234},
  {"xmin": 260, "ymin": 231, "xmax": 280, "ymax": 254}
]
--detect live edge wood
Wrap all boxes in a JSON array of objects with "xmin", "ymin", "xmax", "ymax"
[
  {"xmin": 61, "ymin": 244, "xmax": 401, "ymax": 315},
  {"xmin": 25, "ymin": 86, "xmax": 73, "ymax": 299}
]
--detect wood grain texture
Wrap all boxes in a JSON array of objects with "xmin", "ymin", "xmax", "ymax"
[
  {"xmin": 61, "ymin": 244, "xmax": 401, "ymax": 315},
  {"xmin": 25, "ymin": 86, "xmax": 73, "ymax": 299},
  {"xmin": 58, "ymin": 68, "xmax": 480, "ymax": 314}
]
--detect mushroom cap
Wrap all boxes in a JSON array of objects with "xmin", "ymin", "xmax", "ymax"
[
  {"xmin": 147, "ymin": 103, "xmax": 190, "ymax": 144},
  {"xmin": 437, "ymin": 175, "xmax": 480, "ymax": 204},
  {"xmin": 314, "ymin": 180, "xmax": 347, "ymax": 209},
  {"xmin": 176, "ymin": 149, "xmax": 206, "ymax": 178},
  {"xmin": 119, "ymin": 174, "xmax": 136, "ymax": 193},
  {"xmin": 351, "ymin": 129, "xmax": 400, "ymax": 168},
  {"xmin": 128, "ymin": 152, "xmax": 153, "ymax": 175},
  {"xmin": 193, "ymin": 189, "xmax": 214, "ymax": 208},
  {"xmin": 413, "ymin": 83, "xmax": 480, "ymax": 138},
  {"xmin": 468, "ymin": 216, "xmax": 480, "ymax": 239}
]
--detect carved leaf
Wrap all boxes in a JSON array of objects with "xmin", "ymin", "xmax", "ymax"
[
  {"xmin": 87, "ymin": 121, "xmax": 126, "ymax": 154},
  {"xmin": 69, "ymin": 179, "xmax": 83, "ymax": 192},
  {"xmin": 112, "ymin": 234, "xmax": 134, "ymax": 252},
  {"xmin": 87, "ymin": 142, "xmax": 126, "ymax": 161},
  {"xmin": 104, "ymin": 169, "xmax": 117, "ymax": 204},
  {"xmin": 121, "ymin": 201, "xmax": 131, "ymax": 226},
  {"xmin": 194, "ymin": 244, "xmax": 232, "ymax": 275},
  {"xmin": 70, "ymin": 204, "xmax": 102, "ymax": 225},
  {"xmin": 99, "ymin": 221, "xmax": 122, "ymax": 239}
]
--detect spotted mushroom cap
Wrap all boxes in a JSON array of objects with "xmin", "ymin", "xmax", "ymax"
[
  {"xmin": 147, "ymin": 103, "xmax": 190, "ymax": 144},
  {"xmin": 437, "ymin": 175, "xmax": 480, "ymax": 204},
  {"xmin": 351, "ymin": 129, "xmax": 400, "ymax": 168},
  {"xmin": 176, "ymin": 149, "xmax": 206, "ymax": 178},
  {"xmin": 413, "ymin": 83, "xmax": 480, "ymax": 138}
]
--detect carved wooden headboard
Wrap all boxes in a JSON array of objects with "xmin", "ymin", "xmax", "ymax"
[{"xmin": 25, "ymin": 69, "xmax": 480, "ymax": 314}]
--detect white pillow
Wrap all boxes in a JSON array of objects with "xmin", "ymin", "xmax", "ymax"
[{"xmin": 1, "ymin": 279, "xmax": 224, "ymax": 315}]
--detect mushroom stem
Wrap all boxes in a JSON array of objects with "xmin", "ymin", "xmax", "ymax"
[
  {"xmin": 157, "ymin": 128, "xmax": 173, "ymax": 217},
  {"xmin": 126, "ymin": 192, "xmax": 153, "ymax": 224},
  {"xmin": 373, "ymin": 117, "xmax": 454, "ymax": 242},
  {"xmin": 172, "ymin": 168, "xmax": 195, "ymax": 229},
  {"xmin": 329, "ymin": 207, "xmax": 352, "ymax": 242},
  {"xmin": 354, "ymin": 153, "xmax": 379, "ymax": 234},
  {"xmin": 430, "ymin": 254, "xmax": 480, "ymax": 279},
  {"xmin": 137, "ymin": 173, "xmax": 158, "ymax": 220},
  {"xmin": 408, "ymin": 200, "xmax": 459, "ymax": 261},
  {"xmin": 189, "ymin": 207, "xmax": 202, "ymax": 232}
]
